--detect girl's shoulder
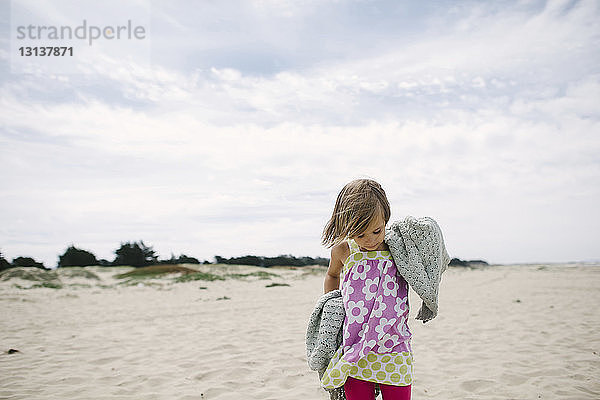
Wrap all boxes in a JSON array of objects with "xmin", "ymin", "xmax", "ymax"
[{"xmin": 331, "ymin": 240, "xmax": 350, "ymax": 264}]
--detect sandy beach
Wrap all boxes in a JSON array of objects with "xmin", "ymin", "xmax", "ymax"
[{"xmin": 1, "ymin": 263, "xmax": 599, "ymax": 400}]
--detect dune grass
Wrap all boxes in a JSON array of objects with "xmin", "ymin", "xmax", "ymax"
[
  {"xmin": 114, "ymin": 265, "xmax": 199, "ymax": 279},
  {"xmin": 2, "ymin": 264, "xmax": 291, "ymax": 290},
  {"xmin": 114, "ymin": 265, "xmax": 281, "ymax": 283},
  {"xmin": 13, "ymin": 282, "xmax": 63, "ymax": 290},
  {"xmin": 225, "ymin": 271, "xmax": 280, "ymax": 280},
  {"xmin": 68, "ymin": 283, "xmax": 93, "ymax": 289},
  {"xmin": 265, "ymin": 282, "xmax": 290, "ymax": 288},
  {"xmin": 0, "ymin": 267, "xmax": 59, "ymax": 282},
  {"xmin": 57, "ymin": 267, "xmax": 100, "ymax": 280},
  {"xmin": 174, "ymin": 271, "xmax": 225, "ymax": 282}
]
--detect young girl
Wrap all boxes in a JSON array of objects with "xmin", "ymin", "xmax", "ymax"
[{"xmin": 320, "ymin": 179, "xmax": 412, "ymax": 400}]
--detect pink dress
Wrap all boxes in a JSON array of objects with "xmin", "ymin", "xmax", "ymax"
[{"xmin": 320, "ymin": 239, "xmax": 413, "ymax": 388}]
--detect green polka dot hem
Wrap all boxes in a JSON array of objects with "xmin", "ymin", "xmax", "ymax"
[{"xmin": 321, "ymin": 347, "xmax": 413, "ymax": 389}]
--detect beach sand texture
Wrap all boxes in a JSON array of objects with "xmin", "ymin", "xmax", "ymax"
[{"xmin": 1, "ymin": 263, "xmax": 599, "ymax": 399}]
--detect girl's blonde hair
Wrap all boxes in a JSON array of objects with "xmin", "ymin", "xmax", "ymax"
[{"xmin": 321, "ymin": 179, "xmax": 391, "ymax": 248}]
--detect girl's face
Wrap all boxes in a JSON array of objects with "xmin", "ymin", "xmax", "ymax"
[{"xmin": 352, "ymin": 214, "xmax": 386, "ymax": 251}]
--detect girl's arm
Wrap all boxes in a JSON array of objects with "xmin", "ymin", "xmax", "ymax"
[{"xmin": 323, "ymin": 242, "xmax": 349, "ymax": 293}]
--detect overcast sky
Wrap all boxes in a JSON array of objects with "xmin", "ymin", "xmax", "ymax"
[{"xmin": 1, "ymin": 0, "xmax": 599, "ymax": 267}]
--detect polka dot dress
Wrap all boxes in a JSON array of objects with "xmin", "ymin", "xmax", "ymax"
[{"xmin": 321, "ymin": 240, "xmax": 413, "ymax": 389}]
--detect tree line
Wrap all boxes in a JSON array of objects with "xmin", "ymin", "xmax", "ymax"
[
  {"xmin": 0, "ymin": 241, "xmax": 329, "ymax": 271},
  {"xmin": 214, "ymin": 254, "xmax": 329, "ymax": 267}
]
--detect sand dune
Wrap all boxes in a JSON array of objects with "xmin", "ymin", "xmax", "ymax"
[{"xmin": 1, "ymin": 263, "xmax": 599, "ymax": 399}]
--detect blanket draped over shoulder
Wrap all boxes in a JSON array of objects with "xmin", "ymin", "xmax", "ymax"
[{"xmin": 384, "ymin": 216, "xmax": 450, "ymax": 323}]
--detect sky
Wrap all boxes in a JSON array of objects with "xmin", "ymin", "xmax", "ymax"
[{"xmin": 1, "ymin": 0, "xmax": 599, "ymax": 267}]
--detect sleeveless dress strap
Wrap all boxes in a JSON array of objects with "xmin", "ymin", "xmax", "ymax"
[{"xmin": 347, "ymin": 239, "xmax": 360, "ymax": 254}]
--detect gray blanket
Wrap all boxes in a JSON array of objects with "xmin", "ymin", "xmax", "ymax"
[
  {"xmin": 306, "ymin": 289, "xmax": 344, "ymax": 372},
  {"xmin": 385, "ymin": 216, "xmax": 450, "ymax": 323}
]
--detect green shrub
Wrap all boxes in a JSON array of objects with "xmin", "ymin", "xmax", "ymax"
[
  {"xmin": 58, "ymin": 246, "xmax": 98, "ymax": 267},
  {"xmin": 0, "ymin": 252, "xmax": 11, "ymax": 272},
  {"xmin": 113, "ymin": 241, "xmax": 157, "ymax": 267},
  {"xmin": 12, "ymin": 257, "xmax": 46, "ymax": 269}
]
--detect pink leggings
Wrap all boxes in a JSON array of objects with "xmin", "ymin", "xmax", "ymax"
[{"xmin": 344, "ymin": 377, "xmax": 411, "ymax": 400}]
